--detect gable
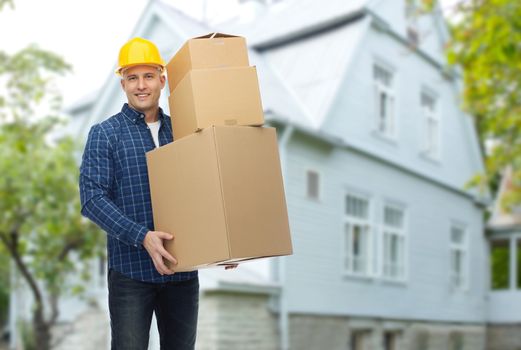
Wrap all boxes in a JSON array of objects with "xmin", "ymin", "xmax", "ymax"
[
  {"xmin": 367, "ymin": 0, "xmax": 450, "ymax": 64},
  {"xmin": 259, "ymin": 17, "xmax": 369, "ymax": 127},
  {"xmin": 219, "ymin": 0, "xmax": 367, "ymax": 47},
  {"xmin": 320, "ymin": 20, "xmax": 484, "ymax": 194}
]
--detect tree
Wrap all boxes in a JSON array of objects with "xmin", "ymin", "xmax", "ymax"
[
  {"xmin": 0, "ymin": 44, "xmax": 103, "ymax": 350},
  {"xmin": 446, "ymin": 0, "xmax": 521, "ymax": 207},
  {"xmin": 0, "ymin": 0, "xmax": 13, "ymax": 11}
]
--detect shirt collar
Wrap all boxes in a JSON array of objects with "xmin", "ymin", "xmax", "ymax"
[{"xmin": 121, "ymin": 103, "xmax": 167, "ymax": 124}]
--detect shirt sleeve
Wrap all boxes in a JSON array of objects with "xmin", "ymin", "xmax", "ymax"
[{"xmin": 79, "ymin": 124, "xmax": 148, "ymax": 248}]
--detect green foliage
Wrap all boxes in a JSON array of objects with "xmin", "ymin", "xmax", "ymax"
[
  {"xmin": 490, "ymin": 240, "xmax": 510, "ymax": 289},
  {"xmin": 0, "ymin": 45, "xmax": 71, "ymax": 120},
  {"xmin": 447, "ymin": 0, "xmax": 521, "ymax": 208},
  {"xmin": 19, "ymin": 319, "xmax": 36, "ymax": 350},
  {"xmin": 0, "ymin": 0, "xmax": 13, "ymax": 11},
  {"xmin": 0, "ymin": 43, "xmax": 103, "ymax": 350},
  {"xmin": 0, "ymin": 253, "xmax": 8, "ymax": 327},
  {"xmin": 0, "ymin": 44, "xmax": 103, "ymax": 296}
]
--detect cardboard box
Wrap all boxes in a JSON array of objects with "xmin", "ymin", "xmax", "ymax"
[
  {"xmin": 169, "ymin": 66, "xmax": 264, "ymax": 140},
  {"xmin": 166, "ymin": 33, "xmax": 249, "ymax": 93},
  {"xmin": 146, "ymin": 126, "xmax": 292, "ymax": 272}
]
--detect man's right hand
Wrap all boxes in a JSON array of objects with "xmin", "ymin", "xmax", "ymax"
[{"xmin": 143, "ymin": 230, "xmax": 177, "ymax": 275}]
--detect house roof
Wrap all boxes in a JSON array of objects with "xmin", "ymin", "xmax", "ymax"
[
  {"xmin": 488, "ymin": 166, "xmax": 521, "ymax": 231},
  {"xmin": 218, "ymin": 0, "xmax": 367, "ymax": 48}
]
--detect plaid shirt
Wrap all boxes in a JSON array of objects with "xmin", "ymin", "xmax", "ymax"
[{"xmin": 79, "ymin": 103, "xmax": 197, "ymax": 283}]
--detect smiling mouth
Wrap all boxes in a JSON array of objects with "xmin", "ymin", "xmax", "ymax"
[{"xmin": 136, "ymin": 93, "xmax": 150, "ymax": 99}]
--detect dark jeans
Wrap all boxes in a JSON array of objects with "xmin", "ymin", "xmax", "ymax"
[{"xmin": 108, "ymin": 269, "xmax": 199, "ymax": 350}]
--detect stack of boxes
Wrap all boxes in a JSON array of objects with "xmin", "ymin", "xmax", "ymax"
[{"xmin": 146, "ymin": 33, "xmax": 293, "ymax": 272}]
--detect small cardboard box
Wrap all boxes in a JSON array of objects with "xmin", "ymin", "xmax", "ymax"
[
  {"xmin": 169, "ymin": 66, "xmax": 264, "ymax": 140},
  {"xmin": 146, "ymin": 126, "xmax": 292, "ymax": 272},
  {"xmin": 166, "ymin": 33, "xmax": 249, "ymax": 93}
]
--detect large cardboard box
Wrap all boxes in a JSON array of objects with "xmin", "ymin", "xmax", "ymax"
[
  {"xmin": 169, "ymin": 66, "xmax": 264, "ymax": 140},
  {"xmin": 146, "ymin": 126, "xmax": 292, "ymax": 272},
  {"xmin": 166, "ymin": 33, "xmax": 249, "ymax": 93}
]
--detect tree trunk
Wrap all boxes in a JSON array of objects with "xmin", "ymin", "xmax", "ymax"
[{"xmin": 33, "ymin": 304, "xmax": 51, "ymax": 350}]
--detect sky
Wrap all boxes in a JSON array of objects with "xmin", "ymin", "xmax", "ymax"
[{"xmin": 0, "ymin": 0, "xmax": 459, "ymax": 110}]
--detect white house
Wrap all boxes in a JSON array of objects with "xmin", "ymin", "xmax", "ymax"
[
  {"xmin": 10, "ymin": 0, "xmax": 520, "ymax": 349},
  {"xmin": 485, "ymin": 167, "xmax": 521, "ymax": 350}
]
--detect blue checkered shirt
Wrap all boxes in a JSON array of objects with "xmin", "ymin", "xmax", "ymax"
[{"xmin": 79, "ymin": 103, "xmax": 198, "ymax": 283}]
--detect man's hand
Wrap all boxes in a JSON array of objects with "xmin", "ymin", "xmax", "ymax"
[{"xmin": 143, "ymin": 230, "xmax": 177, "ymax": 275}]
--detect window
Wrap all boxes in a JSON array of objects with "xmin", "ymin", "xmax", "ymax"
[
  {"xmin": 373, "ymin": 64, "xmax": 395, "ymax": 138},
  {"xmin": 351, "ymin": 330, "xmax": 371, "ymax": 350},
  {"xmin": 490, "ymin": 239, "xmax": 510, "ymax": 290},
  {"xmin": 449, "ymin": 332, "xmax": 464, "ymax": 350},
  {"xmin": 344, "ymin": 194, "xmax": 372, "ymax": 276},
  {"xmin": 421, "ymin": 92, "xmax": 439, "ymax": 158},
  {"xmin": 382, "ymin": 205, "xmax": 406, "ymax": 280},
  {"xmin": 450, "ymin": 225, "xmax": 467, "ymax": 289},
  {"xmin": 412, "ymin": 330, "xmax": 429, "ymax": 350},
  {"xmin": 405, "ymin": 0, "xmax": 420, "ymax": 46},
  {"xmin": 306, "ymin": 170, "xmax": 320, "ymax": 200},
  {"xmin": 383, "ymin": 331, "xmax": 402, "ymax": 350}
]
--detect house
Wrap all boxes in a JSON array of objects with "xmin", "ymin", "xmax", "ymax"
[
  {"xmin": 10, "ymin": 0, "xmax": 512, "ymax": 349},
  {"xmin": 485, "ymin": 167, "xmax": 521, "ymax": 350}
]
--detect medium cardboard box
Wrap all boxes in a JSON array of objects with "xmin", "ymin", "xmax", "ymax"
[
  {"xmin": 166, "ymin": 33, "xmax": 249, "ymax": 93},
  {"xmin": 146, "ymin": 126, "xmax": 292, "ymax": 272},
  {"xmin": 169, "ymin": 66, "xmax": 264, "ymax": 140}
]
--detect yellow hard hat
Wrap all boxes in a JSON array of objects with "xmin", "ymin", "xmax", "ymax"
[{"xmin": 116, "ymin": 37, "xmax": 165, "ymax": 75}]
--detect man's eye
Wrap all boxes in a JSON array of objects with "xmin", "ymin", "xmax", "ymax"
[
  {"xmin": 145, "ymin": 74, "xmax": 154, "ymax": 79},
  {"xmin": 128, "ymin": 76, "xmax": 136, "ymax": 81}
]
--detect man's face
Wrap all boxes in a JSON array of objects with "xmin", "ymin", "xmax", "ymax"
[{"xmin": 120, "ymin": 65, "xmax": 166, "ymax": 114}]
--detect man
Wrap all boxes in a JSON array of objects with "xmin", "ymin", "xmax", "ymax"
[{"xmin": 79, "ymin": 37, "xmax": 234, "ymax": 350}]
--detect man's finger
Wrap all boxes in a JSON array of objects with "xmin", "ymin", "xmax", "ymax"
[
  {"xmin": 157, "ymin": 231, "xmax": 174, "ymax": 240},
  {"xmin": 153, "ymin": 253, "xmax": 170, "ymax": 275},
  {"xmin": 158, "ymin": 247, "xmax": 178, "ymax": 265},
  {"xmin": 156, "ymin": 261, "xmax": 172, "ymax": 275}
]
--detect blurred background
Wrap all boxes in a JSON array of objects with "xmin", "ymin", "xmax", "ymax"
[{"xmin": 1, "ymin": 0, "xmax": 520, "ymax": 349}]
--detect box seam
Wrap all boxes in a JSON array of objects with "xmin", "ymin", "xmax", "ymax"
[{"xmin": 212, "ymin": 127, "xmax": 233, "ymax": 259}]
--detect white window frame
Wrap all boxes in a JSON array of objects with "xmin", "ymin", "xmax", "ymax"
[
  {"xmin": 381, "ymin": 203, "xmax": 407, "ymax": 282},
  {"xmin": 449, "ymin": 223, "xmax": 468, "ymax": 291},
  {"xmin": 405, "ymin": 0, "xmax": 420, "ymax": 46},
  {"xmin": 343, "ymin": 193, "xmax": 373, "ymax": 278},
  {"xmin": 305, "ymin": 169, "xmax": 321, "ymax": 201},
  {"xmin": 421, "ymin": 90, "xmax": 440, "ymax": 159},
  {"xmin": 373, "ymin": 63, "xmax": 396, "ymax": 140},
  {"xmin": 489, "ymin": 233, "xmax": 521, "ymax": 291},
  {"xmin": 351, "ymin": 330, "xmax": 372, "ymax": 350}
]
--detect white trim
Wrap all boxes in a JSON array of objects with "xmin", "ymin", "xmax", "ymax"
[
  {"xmin": 420, "ymin": 88, "xmax": 441, "ymax": 161},
  {"xmin": 343, "ymin": 192, "xmax": 374, "ymax": 278},
  {"xmin": 380, "ymin": 202, "xmax": 408, "ymax": 283},
  {"xmin": 372, "ymin": 60, "xmax": 397, "ymax": 141},
  {"xmin": 449, "ymin": 222, "xmax": 468, "ymax": 292}
]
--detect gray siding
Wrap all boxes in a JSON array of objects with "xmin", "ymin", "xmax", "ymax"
[
  {"xmin": 283, "ymin": 133, "xmax": 487, "ymax": 322},
  {"xmin": 322, "ymin": 25, "xmax": 483, "ymax": 193}
]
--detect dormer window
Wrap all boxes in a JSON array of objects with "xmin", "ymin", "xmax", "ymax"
[
  {"xmin": 373, "ymin": 64, "xmax": 396, "ymax": 139},
  {"xmin": 405, "ymin": 0, "xmax": 421, "ymax": 46}
]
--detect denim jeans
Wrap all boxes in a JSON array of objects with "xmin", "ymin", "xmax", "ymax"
[{"xmin": 108, "ymin": 269, "xmax": 199, "ymax": 350}]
